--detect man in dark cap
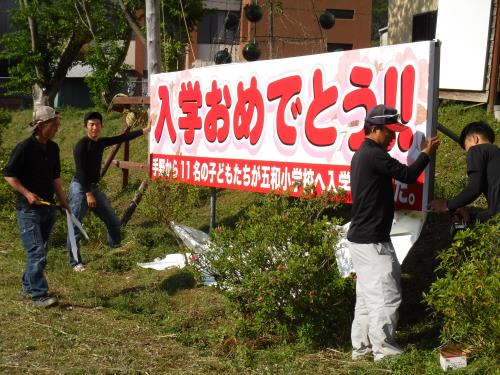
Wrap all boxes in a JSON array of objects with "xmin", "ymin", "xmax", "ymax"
[
  {"xmin": 347, "ymin": 104, "xmax": 439, "ymax": 361},
  {"xmin": 67, "ymin": 111, "xmax": 151, "ymax": 271},
  {"xmin": 3, "ymin": 106, "xmax": 69, "ymax": 308},
  {"xmin": 430, "ymin": 121, "xmax": 499, "ymax": 223}
]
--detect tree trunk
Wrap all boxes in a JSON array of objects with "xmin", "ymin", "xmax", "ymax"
[
  {"xmin": 115, "ymin": 0, "xmax": 146, "ymax": 46},
  {"xmin": 32, "ymin": 83, "xmax": 50, "ymax": 107}
]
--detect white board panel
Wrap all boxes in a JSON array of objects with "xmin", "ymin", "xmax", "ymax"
[{"xmin": 435, "ymin": 0, "xmax": 492, "ymax": 91}]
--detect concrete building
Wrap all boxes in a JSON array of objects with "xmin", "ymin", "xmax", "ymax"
[
  {"xmin": 387, "ymin": 0, "xmax": 437, "ymax": 45},
  {"xmin": 387, "ymin": 0, "xmax": 500, "ymax": 110}
]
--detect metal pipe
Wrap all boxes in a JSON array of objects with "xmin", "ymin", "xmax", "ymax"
[{"xmin": 437, "ymin": 123, "xmax": 461, "ymax": 145}]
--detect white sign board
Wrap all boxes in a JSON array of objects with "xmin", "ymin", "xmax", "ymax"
[
  {"xmin": 436, "ymin": 0, "xmax": 492, "ymax": 91},
  {"xmin": 149, "ymin": 41, "xmax": 439, "ymax": 211}
]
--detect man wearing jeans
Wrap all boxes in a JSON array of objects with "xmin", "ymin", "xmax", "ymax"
[
  {"xmin": 67, "ymin": 111, "xmax": 150, "ymax": 271},
  {"xmin": 3, "ymin": 106, "xmax": 69, "ymax": 308},
  {"xmin": 347, "ymin": 104, "xmax": 439, "ymax": 361}
]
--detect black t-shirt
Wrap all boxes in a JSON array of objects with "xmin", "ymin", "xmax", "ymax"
[
  {"xmin": 73, "ymin": 130, "xmax": 143, "ymax": 192},
  {"xmin": 2, "ymin": 136, "xmax": 61, "ymax": 209},
  {"xmin": 347, "ymin": 139, "xmax": 430, "ymax": 244},
  {"xmin": 447, "ymin": 143, "xmax": 500, "ymax": 221}
]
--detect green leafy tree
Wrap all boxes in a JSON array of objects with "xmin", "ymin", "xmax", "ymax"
[
  {"xmin": 1, "ymin": 0, "xmax": 203, "ymax": 108},
  {"xmin": 371, "ymin": 0, "xmax": 388, "ymax": 41},
  {"xmin": 0, "ymin": 0, "xmax": 94, "ymax": 106},
  {"xmin": 76, "ymin": 0, "xmax": 132, "ymax": 107}
]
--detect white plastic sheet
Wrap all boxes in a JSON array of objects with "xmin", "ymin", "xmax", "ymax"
[
  {"xmin": 137, "ymin": 253, "xmax": 190, "ymax": 270},
  {"xmin": 335, "ymin": 210, "xmax": 427, "ymax": 277},
  {"xmin": 137, "ymin": 223, "xmax": 216, "ymax": 286}
]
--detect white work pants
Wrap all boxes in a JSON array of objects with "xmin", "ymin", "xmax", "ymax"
[{"xmin": 348, "ymin": 241, "xmax": 403, "ymax": 361}]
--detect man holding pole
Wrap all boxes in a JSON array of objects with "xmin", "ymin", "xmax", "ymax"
[
  {"xmin": 430, "ymin": 121, "xmax": 499, "ymax": 223},
  {"xmin": 347, "ymin": 104, "xmax": 439, "ymax": 361},
  {"xmin": 67, "ymin": 111, "xmax": 150, "ymax": 271}
]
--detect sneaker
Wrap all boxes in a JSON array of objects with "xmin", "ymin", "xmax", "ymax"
[
  {"xmin": 32, "ymin": 296, "xmax": 58, "ymax": 308},
  {"xmin": 19, "ymin": 289, "xmax": 32, "ymax": 299},
  {"xmin": 73, "ymin": 263, "xmax": 86, "ymax": 272}
]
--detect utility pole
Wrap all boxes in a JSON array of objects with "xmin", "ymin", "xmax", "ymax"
[
  {"xmin": 146, "ymin": 0, "xmax": 161, "ymax": 78},
  {"xmin": 120, "ymin": 0, "xmax": 160, "ymax": 227}
]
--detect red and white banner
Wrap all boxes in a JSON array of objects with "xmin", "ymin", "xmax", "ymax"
[{"xmin": 149, "ymin": 41, "xmax": 439, "ymax": 211}]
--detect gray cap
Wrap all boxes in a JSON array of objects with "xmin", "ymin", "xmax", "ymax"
[
  {"xmin": 30, "ymin": 106, "xmax": 59, "ymax": 129},
  {"xmin": 365, "ymin": 104, "xmax": 407, "ymax": 132}
]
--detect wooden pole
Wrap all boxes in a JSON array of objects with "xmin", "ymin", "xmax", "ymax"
[
  {"xmin": 268, "ymin": 0, "xmax": 274, "ymax": 59},
  {"xmin": 487, "ymin": 0, "xmax": 500, "ymax": 112},
  {"xmin": 122, "ymin": 118, "xmax": 130, "ymax": 188},
  {"xmin": 121, "ymin": 180, "xmax": 149, "ymax": 226},
  {"xmin": 100, "ymin": 123, "xmax": 132, "ymax": 178}
]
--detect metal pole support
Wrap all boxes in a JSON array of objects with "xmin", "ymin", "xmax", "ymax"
[
  {"xmin": 437, "ymin": 123, "xmax": 461, "ymax": 145},
  {"xmin": 209, "ymin": 187, "xmax": 217, "ymax": 232}
]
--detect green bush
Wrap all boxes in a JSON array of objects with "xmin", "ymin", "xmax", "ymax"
[
  {"xmin": 139, "ymin": 179, "xmax": 210, "ymax": 225},
  {"xmin": 202, "ymin": 191, "xmax": 354, "ymax": 347},
  {"xmin": 0, "ymin": 149, "xmax": 16, "ymax": 219},
  {"xmin": 0, "ymin": 109, "xmax": 12, "ymax": 146},
  {"xmin": 424, "ymin": 217, "xmax": 500, "ymax": 357},
  {"xmin": 0, "ymin": 111, "xmax": 14, "ymax": 217}
]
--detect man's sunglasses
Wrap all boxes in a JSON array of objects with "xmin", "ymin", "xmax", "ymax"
[{"xmin": 367, "ymin": 113, "xmax": 401, "ymax": 122}]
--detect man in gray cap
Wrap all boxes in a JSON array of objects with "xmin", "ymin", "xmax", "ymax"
[
  {"xmin": 3, "ymin": 105, "xmax": 69, "ymax": 308},
  {"xmin": 347, "ymin": 104, "xmax": 439, "ymax": 361}
]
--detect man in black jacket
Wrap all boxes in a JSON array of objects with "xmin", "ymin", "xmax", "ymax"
[
  {"xmin": 3, "ymin": 106, "xmax": 69, "ymax": 308},
  {"xmin": 430, "ymin": 121, "xmax": 499, "ymax": 223},
  {"xmin": 347, "ymin": 104, "xmax": 439, "ymax": 361},
  {"xmin": 67, "ymin": 111, "xmax": 151, "ymax": 271}
]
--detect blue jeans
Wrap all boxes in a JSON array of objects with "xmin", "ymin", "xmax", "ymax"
[
  {"xmin": 16, "ymin": 206, "xmax": 56, "ymax": 299},
  {"xmin": 66, "ymin": 180, "xmax": 121, "ymax": 266}
]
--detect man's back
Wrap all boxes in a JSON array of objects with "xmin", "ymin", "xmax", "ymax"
[{"xmin": 446, "ymin": 143, "xmax": 499, "ymax": 221}]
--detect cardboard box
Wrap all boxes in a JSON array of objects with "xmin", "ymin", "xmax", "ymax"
[{"xmin": 440, "ymin": 344, "xmax": 467, "ymax": 371}]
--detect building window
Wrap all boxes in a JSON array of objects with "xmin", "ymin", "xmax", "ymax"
[
  {"xmin": 327, "ymin": 43, "xmax": 353, "ymax": 52},
  {"xmin": 197, "ymin": 10, "xmax": 240, "ymax": 44},
  {"xmin": 326, "ymin": 9, "xmax": 355, "ymax": 20},
  {"xmin": 412, "ymin": 11, "xmax": 437, "ymax": 42}
]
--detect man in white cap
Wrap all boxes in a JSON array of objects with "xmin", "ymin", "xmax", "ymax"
[
  {"xmin": 347, "ymin": 104, "xmax": 439, "ymax": 361},
  {"xmin": 3, "ymin": 106, "xmax": 69, "ymax": 308}
]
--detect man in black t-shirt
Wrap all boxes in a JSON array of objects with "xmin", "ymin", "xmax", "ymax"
[
  {"xmin": 347, "ymin": 104, "xmax": 439, "ymax": 361},
  {"xmin": 431, "ymin": 121, "xmax": 499, "ymax": 223},
  {"xmin": 67, "ymin": 111, "xmax": 151, "ymax": 271},
  {"xmin": 3, "ymin": 106, "xmax": 69, "ymax": 308}
]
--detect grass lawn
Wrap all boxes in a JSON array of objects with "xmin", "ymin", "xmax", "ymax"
[{"xmin": 0, "ymin": 102, "xmax": 498, "ymax": 374}]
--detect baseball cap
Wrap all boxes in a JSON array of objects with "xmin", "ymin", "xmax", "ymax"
[{"xmin": 365, "ymin": 104, "xmax": 407, "ymax": 132}]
